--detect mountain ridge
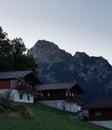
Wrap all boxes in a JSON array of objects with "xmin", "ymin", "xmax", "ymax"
[{"xmin": 28, "ymin": 40, "xmax": 112, "ymax": 102}]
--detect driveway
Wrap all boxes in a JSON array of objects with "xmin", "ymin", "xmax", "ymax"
[{"xmin": 90, "ymin": 121, "xmax": 112, "ymax": 129}]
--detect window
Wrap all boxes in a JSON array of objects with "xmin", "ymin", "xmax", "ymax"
[
  {"xmin": 18, "ymin": 81, "xmax": 22, "ymax": 86},
  {"xmin": 47, "ymin": 92, "xmax": 50, "ymax": 97},
  {"xmin": 11, "ymin": 80, "xmax": 17, "ymax": 88},
  {"xmin": 66, "ymin": 92, "xmax": 68, "ymax": 96},
  {"xmin": 96, "ymin": 111, "xmax": 102, "ymax": 117},
  {"xmin": 19, "ymin": 94, "xmax": 23, "ymax": 99},
  {"xmin": 69, "ymin": 92, "xmax": 71, "ymax": 96},
  {"xmin": 28, "ymin": 95, "xmax": 30, "ymax": 100},
  {"xmin": 41, "ymin": 93, "xmax": 44, "ymax": 97}
]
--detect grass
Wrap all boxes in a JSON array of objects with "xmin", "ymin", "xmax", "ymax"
[
  {"xmin": 0, "ymin": 103, "xmax": 110, "ymax": 130},
  {"xmin": 0, "ymin": 93, "xmax": 32, "ymax": 118}
]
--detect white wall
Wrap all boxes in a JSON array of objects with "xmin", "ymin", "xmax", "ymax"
[
  {"xmin": 0, "ymin": 89, "xmax": 34, "ymax": 103},
  {"xmin": 12, "ymin": 90, "xmax": 34, "ymax": 103},
  {"xmin": 39, "ymin": 100, "xmax": 81, "ymax": 112},
  {"xmin": 39, "ymin": 100, "xmax": 65, "ymax": 110},
  {"xmin": 65, "ymin": 102, "xmax": 81, "ymax": 112}
]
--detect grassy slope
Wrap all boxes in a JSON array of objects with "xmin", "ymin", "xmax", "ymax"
[{"xmin": 0, "ymin": 103, "xmax": 110, "ymax": 130}]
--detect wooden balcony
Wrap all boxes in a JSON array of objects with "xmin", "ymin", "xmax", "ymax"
[{"xmin": 15, "ymin": 85, "xmax": 40, "ymax": 95}]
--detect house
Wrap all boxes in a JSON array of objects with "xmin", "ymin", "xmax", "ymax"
[
  {"xmin": 35, "ymin": 83, "xmax": 84, "ymax": 112},
  {"xmin": 87, "ymin": 99, "xmax": 112, "ymax": 121},
  {"xmin": 0, "ymin": 70, "xmax": 41, "ymax": 103}
]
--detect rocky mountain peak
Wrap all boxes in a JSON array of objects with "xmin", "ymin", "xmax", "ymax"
[
  {"xmin": 35, "ymin": 40, "xmax": 59, "ymax": 50},
  {"xmin": 74, "ymin": 52, "xmax": 89, "ymax": 59},
  {"xmin": 28, "ymin": 39, "xmax": 112, "ymax": 102},
  {"xmin": 28, "ymin": 40, "xmax": 72, "ymax": 64},
  {"xmin": 74, "ymin": 52, "xmax": 90, "ymax": 62}
]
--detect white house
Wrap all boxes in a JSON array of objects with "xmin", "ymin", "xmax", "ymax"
[{"xmin": 0, "ymin": 70, "xmax": 41, "ymax": 103}]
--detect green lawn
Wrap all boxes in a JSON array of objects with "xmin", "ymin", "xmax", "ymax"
[{"xmin": 0, "ymin": 103, "xmax": 110, "ymax": 130}]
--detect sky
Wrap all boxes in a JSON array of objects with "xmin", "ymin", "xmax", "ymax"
[{"xmin": 0, "ymin": 0, "xmax": 112, "ymax": 64}]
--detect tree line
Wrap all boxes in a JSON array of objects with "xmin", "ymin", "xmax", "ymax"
[{"xmin": 0, "ymin": 26, "xmax": 36, "ymax": 72}]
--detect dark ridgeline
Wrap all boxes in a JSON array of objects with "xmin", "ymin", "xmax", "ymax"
[{"xmin": 28, "ymin": 40, "xmax": 112, "ymax": 103}]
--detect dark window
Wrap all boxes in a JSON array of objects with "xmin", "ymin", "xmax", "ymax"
[
  {"xmin": 19, "ymin": 94, "xmax": 23, "ymax": 99},
  {"xmin": 28, "ymin": 95, "xmax": 30, "ymax": 100}
]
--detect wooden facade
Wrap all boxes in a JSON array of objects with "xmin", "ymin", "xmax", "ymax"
[
  {"xmin": 36, "ymin": 89, "xmax": 82, "ymax": 103},
  {"xmin": 0, "ymin": 80, "xmax": 10, "ymax": 89},
  {"xmin": 35, "ymin": 83, "xmax": 84, "ymax": 112},
  {"xmin": 87, "ymin": 99, "xmax": 112, "ymax": 121},
  {"xmin": 89, "ymin": 109, "xmax": 112, "ymax": 121}
]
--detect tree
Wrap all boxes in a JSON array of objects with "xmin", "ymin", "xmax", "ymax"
[
  {"xmin": 0, "ymin": 27, "xmax": 7, "ymax": 39},
  {"xmin": 11, "ymin": 38, "xmax": 37, "ymax": 71},
  {"xmin": 12, "ymin": 38, "xmax": 26, "ymax": 57},
  {"xmin": 0, "ymin": 27, "xmax": 10, "ymax": 56},
  {"xmin": 0, "ymin": 27, "xmax": 37, "ymax": 72},
  {"xmin": 0, "ymin": 27, "xmax": 13, "ymax": 71}
]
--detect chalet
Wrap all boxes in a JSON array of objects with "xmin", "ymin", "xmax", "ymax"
[
  {"xmin": 87, "ymin": 99, "xmax": 112, "ymax": 121},
  {"xmin": 35, "ymin": 83, "xmax": 84, "ymax": 112},
  {"xmin": 0, "ymin": 70, "xmax": 41, "ymax": 103}
]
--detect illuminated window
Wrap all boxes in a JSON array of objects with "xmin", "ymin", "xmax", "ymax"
[
  {"xmin": 47, "ymin": 92, "xmax": 50, "ymax": 97},
  {"xmin": 66, "ymin": 92, "xmax": 68, "ymax": 96}
]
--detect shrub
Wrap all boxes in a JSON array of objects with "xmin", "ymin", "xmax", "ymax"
[
  {"xmin": 0, "ymin": 91, "xmax": 33, "ymax": 118},
  {"xmin": 0, "ymin": 106, "xmax": 6, "ymax": 113},
  {"xmin": 20, "ymin": 108, "xmax": 33, "ymax": 118}
]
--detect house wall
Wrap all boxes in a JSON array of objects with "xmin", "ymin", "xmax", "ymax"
[
  {"xmin": 39, "ymin": 100, "xmax": 65, "ymax": 110},
  {"xmin": 39, "ymin": 100, "xmax": 81, "ymax": 112},
  {"xmin": 89, "ymin": 109, "xmax": 112, "ymax": 121},
  {"xmin": 12, "ymin": 90, "xmax": 34, "ymax": 103},
  {"xmin": 65, "ymin": 102, "xmax": 81, "ymax": 112},
  {"xmin": 0, "ymin": 89, "xmax": 34, "ymax": 103},
  {"xmin": 36, "ymin": 89, "xmax": 82, "ymax": 112},
  {"xmin": 37, "ymin": 90, "xmax": 66, "ymax": 101},
  {"xmin": 37, "ymin": 89, "xmax": 80, "ymax": 101},
  {"xmin": 0, "ymin": 80, "xmax": 10, "ymax": 89}
]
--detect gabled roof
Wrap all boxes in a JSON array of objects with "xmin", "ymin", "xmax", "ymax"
[
  {"xmin": 0, "ymin": 70, "xmax": 41, "ymax": 84},
  {"xmin": 0, "ymin": 70, "xmax": 33, "ymax": 79},
  {"xmin": 87, "ymin": 99, "xmax": 112, "ymax": 109},
  {"xmin": 35, "ymin": 83, "xmax": 84, "ymax": 93}
]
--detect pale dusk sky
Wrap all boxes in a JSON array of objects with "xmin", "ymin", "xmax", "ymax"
[{"xmin": 0, "ymin": 0, "xmax": 112, "ymax": 64}]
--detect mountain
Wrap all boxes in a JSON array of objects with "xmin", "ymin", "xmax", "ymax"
[{"xmin": 28, "ymin": 40, "xmax": 112, "ymax": 102}]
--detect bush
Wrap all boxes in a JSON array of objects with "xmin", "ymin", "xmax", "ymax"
[
  {"xmin": 20, "ymin": 108, "xmax": 33, "ymax": 118},
  {"xmin": 0, "ymin": 91, "xmax": 33, "ymax": 118},
  {"xmin": 0, "ymin": 106, "xmax": 6, "ymax": 113}
]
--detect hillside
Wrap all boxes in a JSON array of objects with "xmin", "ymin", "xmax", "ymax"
[
  {"xmin": 28, "ymin": 40, "xmax": 112, "ymax": 103},
  {"xmin": 0, "ymin": 103, "xmax": 110, "ymax": 130}
]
